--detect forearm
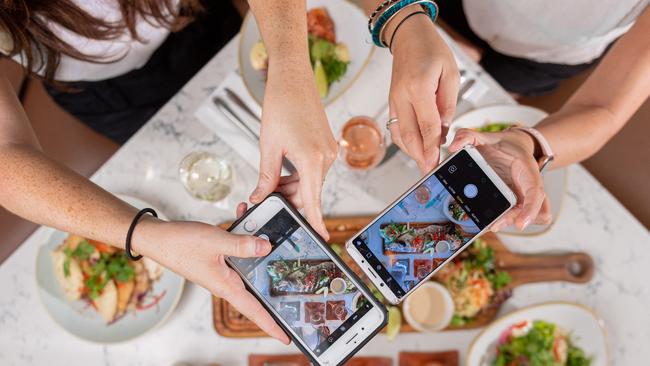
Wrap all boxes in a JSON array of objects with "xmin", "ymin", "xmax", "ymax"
[
  {"xmin": 0, "ymin": 146, "xmax": 139, "ymax": 244},
  {"xmin": 0, "ymin": 76, "xmax": 140, "ymax": 251},
  {"xmin": 247, "ymin": 0, "xmax": 312, "ymax": 73},
  {"xmin": 537, "ymin": 7, "xmax": 650, "ymax": 167}
]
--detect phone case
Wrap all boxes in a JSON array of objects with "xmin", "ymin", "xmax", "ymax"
[{"xmin": 225, "ymin": 193, "xmax": 388, "ymax": 366}]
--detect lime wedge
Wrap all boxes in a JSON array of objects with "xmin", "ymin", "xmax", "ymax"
[
  {"xmin": 386, "ymin": 306, "xmax": 402, "ymax": 341},
  {"xmin": 314, "ymin": 60, "xmax": 329, "ymax": 98}
]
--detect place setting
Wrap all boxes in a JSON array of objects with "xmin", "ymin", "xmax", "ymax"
[{"xmin": 4, "ymin": 0, "xmax": 650, "ymax": 365}]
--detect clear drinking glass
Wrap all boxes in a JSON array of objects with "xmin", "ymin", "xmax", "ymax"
[
  {"xmin": 179, "ymin": 151, "xmax": 233, "ymax": 202},
  {"xmin": 338, "ymin": 116, "xmax": 386, "ymax": 170}
]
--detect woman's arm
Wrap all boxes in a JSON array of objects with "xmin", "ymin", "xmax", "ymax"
[
  {"xmin": 0, "ymin": 76, "xmax": 140, "ymax": 244},
  {"xmin": 246, "ymin": 0, "xmax": 337, "ymax": 238},
  {"xmin": 536, "ymin": 5, "xmax": 650, "ymax": 167},
  {"xmin": 0, "ymin": 76, "xmax": 288, "ymax": 342},
  {"xmin": 360, "ymin": 0, "xmax": 460, "ymax": 172},
  {"xmin": 447, "ymin": 6, "xmax": 650, "ymax": 230}
]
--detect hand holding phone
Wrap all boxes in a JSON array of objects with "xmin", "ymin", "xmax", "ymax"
[
  {"xmin": 227, "ymin": 195, "xmax": 387, "ymax": 366},
  {"xmin": 132, "ymin": 208, "xmax": 290, "ymax": 344},
  {"xmin": 448, "ymin": 128, "xmax": 552, "ymax": 231},
  {"xmin": 346, "ymin": 146, "xmax": 517, "ymax": 304}
]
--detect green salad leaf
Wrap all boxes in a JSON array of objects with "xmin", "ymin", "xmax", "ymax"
[
  {"xmin": 494, "ymin": 320, "xmax": 591, "ymax": 366},
  {"xmin": 322, "ymin": 58, "xmax": 348, "ymax": 84},
  {"xmin": 308, "ymin": 35, "xmax": 349, "ymax": 87},
  {"xmin": 63, "ymin": 240, "xmax": 96, "ymax": 277},
  {"xmin": 310, "ymin": 37, "xmax": 336, "ymax": 61}
]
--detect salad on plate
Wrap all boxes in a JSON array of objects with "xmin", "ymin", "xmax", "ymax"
[
  {"xmin": 491, "ymin": 319, "xmax": 592, "ymax": 366},
  {"xmin": 249, "ymin": 7, "xmax": 350, "ymax": 98},
  {"xmin": 51, "ymin": 234, "xmax": 165, "ymax": 324}
]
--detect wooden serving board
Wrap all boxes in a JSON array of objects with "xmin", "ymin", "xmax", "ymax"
[{"xmin": 213, "ymin": 216, "xmax": 594, "ymax": 338}]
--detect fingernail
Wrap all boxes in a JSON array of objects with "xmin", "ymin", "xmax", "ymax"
[
  {"xmin": 255, "ymin": 238, "xmax": 271, "ymax": 255},
  {"xmin": 442, "ymin": 118, "xmax": 451, "ymax": 127},
  {"xmin": 250, "ymin": 187, "xmax": 262, "ymax": 202}
]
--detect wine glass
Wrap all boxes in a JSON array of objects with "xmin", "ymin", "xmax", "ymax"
[
  {"xmin": 178, "ymin": 151, "xmax": 234, "ymax": 202},
  {"xmin": 338, "ymin": 116, "xmax": 387, "ymax": 170}
]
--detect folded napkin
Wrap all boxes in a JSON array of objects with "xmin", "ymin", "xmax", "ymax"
[{"xmin": 195, "ymin": 71, "xmax": 270, "ymax": 173}]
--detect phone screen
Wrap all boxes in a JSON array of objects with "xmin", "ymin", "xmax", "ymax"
[
  {"xmin": 350, "ymin": 149, "xmax": 511, "ymax": 298},
  {"xmin": 230, "ymin": 208, "xmax": 374, "ymax": 357}
]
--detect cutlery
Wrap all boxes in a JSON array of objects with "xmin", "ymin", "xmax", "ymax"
[
  {"xmin": 225, "ymin": 88, "xmax": 261, "ymax": 122},
  {"xmin": 213, "ymin": 96, "xmax": 259, "ymax": 142},
  {"xmin": 457, "ymin": 77, "xmax": 476, "ymax": 104},
  {"xmin": 213, "ymin": 96, "xmax": 296, "ymax": 173}
]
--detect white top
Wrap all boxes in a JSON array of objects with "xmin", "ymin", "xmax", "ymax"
[
  {"xmin": 463, "ymin": 0, "xmax": 649, "ymax": 64},
  {"xmin": 2, "ymin": 0, "xmax": 173, "ymax": 82}
]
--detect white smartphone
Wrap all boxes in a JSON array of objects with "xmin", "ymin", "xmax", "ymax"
[
  {"xmin": 226, "ymin": 194, "xmax": 387, "ymax": 366},
  {"xmin": 345, "ymin": 145, "xmax": 517, "ymax": 304}
]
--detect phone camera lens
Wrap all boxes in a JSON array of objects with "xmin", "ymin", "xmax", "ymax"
[{"xmin": 380, "ymin": 283, "xmax": 384, "ymax": 287}]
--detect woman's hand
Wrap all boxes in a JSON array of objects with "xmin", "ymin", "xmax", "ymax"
[
  {"xmin": 448, "ymin": 128, "xmax": 552, "ymax": 231},
  {"xmin": 388, "ymin": 13, "xmax": 460, "ymax": 173},
  {"xmin": 250, "ymin": 60, "xmax": 337, "ymax": 240},
  {"xmin": 133, "ymin": 205, "xmax": 290, "ymax": 344}
]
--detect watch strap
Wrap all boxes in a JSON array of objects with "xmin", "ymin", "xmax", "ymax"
[{"xmin": 511, "ymin": 126, "xmax": 555, "ymax": 172}]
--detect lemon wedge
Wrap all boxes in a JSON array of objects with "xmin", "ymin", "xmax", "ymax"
[
  {"xmin": 314, "ymin": 60, "xmax": 329, "ymax": 98},
  {"xmin": 386, "ymin": 306, "xmax": 402, "ymax": 341}
]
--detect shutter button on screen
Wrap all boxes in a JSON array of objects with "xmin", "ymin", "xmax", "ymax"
[
  {"xmin": 464, "ymin": 184, "xmax": 478, "ymax": 198},
  {"xmin": 243, "ymin": 220, "xmax": 257, "ymax": 232}
]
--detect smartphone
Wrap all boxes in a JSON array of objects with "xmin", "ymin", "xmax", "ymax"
[
  {"xmin": 345, "ymin": 145, "xmax": 516, "ymax": 304},
  {"xmin": 226, "ymin": 194, "xmax": 387, "ymax": 366}
]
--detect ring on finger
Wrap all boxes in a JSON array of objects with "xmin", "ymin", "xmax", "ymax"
[{"xmin": 386, "ymin": 117, "xmax": 399, "ymax": 130}]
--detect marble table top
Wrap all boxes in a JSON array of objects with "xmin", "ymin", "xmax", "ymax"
[{"xmin": 1, "ymin": 33, "xmax": 649, "ymax": 366}]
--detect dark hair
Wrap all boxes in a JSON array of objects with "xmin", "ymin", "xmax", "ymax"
[{"xmin": 0, "ymin": 0, "xmax": 204, "ymax": 82}]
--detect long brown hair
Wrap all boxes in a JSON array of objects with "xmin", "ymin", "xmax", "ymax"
[{"xmin": 0, "ymin": 0, "xmax": 204, "ymax": 82}]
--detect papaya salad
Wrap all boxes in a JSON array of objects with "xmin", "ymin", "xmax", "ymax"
[
  {"xmin": 51, "ymin": 234, "xmax": 165, "ymax": 324},
  {"xmin": 435, "ymin": 239, "xmax": 512, "ymax": 326}
]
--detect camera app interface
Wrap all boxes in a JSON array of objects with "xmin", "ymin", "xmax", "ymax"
[
  {"xmin": 351, "ymin": 150, "xmax": 511, "ymax": 297},
  {"xmin": 230, "ymin": 209, "xmax": 373, "ymax": 356}
]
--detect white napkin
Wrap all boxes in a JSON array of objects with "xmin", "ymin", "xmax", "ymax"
[{"xmin": 195, "ymin": 72, "xmax": 271, "ymax": 173}]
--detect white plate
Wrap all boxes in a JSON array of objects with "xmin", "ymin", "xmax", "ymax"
[
  {"xmin": 238, "ymin": 0, "xmax": 373, "ymax": 106},
  {"xmin": 443, "ymin": 105, "xmax": 567, "ymax": 236},
  {"xmin": 466, "ymin": 302, "xmax": 608, "ymax": 366},
  {"xmin": 35, "ymin": 195, "xmax": 185, "ymax": 343}
]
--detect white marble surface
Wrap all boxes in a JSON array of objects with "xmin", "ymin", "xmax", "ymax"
[{"xmin": 1, "ymin": 33, "xmax": 649, "ymax": 366}]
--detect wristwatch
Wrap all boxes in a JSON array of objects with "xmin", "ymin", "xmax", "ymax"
[{"xmin": 510, "ymin": 126, "xmax": 555, "ymax": 173}]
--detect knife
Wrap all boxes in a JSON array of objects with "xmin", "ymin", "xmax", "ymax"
[
  {"xmin": 225, "ymin": 88, "xmax": 261, "ymax": 122},
  {"xmin": 213, "ymin": 96, "xmax": 259, "ymax": 142},
  {"xmin": 213, "ymin": 96, "xmax": 296, "ymax": 173},
  {"xmin": 457, "ymin": 77, "xmax": 476, "ymax": 104}
]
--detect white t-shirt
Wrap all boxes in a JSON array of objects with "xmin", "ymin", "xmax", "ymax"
[
  {"xmin": 463, "ymin": 0, "xmax": 649, "ymax": 65},
  {"xmin": 2, "ymin": 0, "xmax": 174, "ymax": 82}
]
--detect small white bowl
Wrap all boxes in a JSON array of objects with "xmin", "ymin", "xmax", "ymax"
[{"xmin": 402, "ymin": 282, "xmax": 454, "ymax": 332}]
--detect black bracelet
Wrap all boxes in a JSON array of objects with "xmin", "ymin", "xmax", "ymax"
[
  {"xmin": 125, "ymin": 208, "xmax": 158, "ymax": 261},
  {"xmin": 389, "ymin": 10, "xmax": 429, "ymax": 53}
]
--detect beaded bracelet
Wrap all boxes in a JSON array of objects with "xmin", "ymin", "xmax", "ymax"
[{"xmin": 369, "ymin": 0, "xmax": 438, "ymax": 48}]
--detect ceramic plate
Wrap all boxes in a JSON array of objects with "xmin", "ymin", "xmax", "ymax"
[
  {"xmin": 443, "ymin": 105, "xmax": 567, "ymax": 236},
  {"xmin": 35, "ymin": 195, "xmax": 184, "ymax": 343},
  {"xmin": 238, "ymin": 0, "xmax": 373, "ymax": 106},
  {"xmin": 466, "ymin": 302, "xmax": 608, "ymax": 366}
]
